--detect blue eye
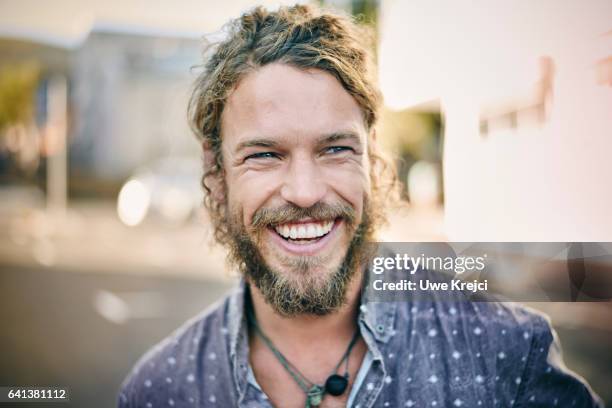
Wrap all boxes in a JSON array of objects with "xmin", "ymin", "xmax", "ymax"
[
  {"xmin": 245, "ymin": 152, "xmax": 279, "ymax": 160},
  {"xmin": 326, "ymin": 146, "xmax": 353, "ymax": 154}
]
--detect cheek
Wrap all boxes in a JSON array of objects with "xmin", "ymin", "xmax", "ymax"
[
  {"xmin": 321, "ymin": 164, "xmax": 370, "ymax": 217},
  {"xmin": 227, "ymin": 171, "xmax": 283, "ymax": 226}
]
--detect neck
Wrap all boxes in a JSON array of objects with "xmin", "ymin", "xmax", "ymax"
[{"xmin": 247, "ymin": 271, "xmax": 363, "ymax": 346}]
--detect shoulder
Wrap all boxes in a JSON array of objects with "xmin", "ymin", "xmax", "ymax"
[
  {"xmin": 490, "ymin": 303, "xmax": 602, "ymax": 406},
  {"xmin": 396, "ymin": 301, "xmax": 603, "ymax": 406},
  {"xmin": 471, "ymin": 301, "xmax": 553, "ymax": 342},
  {"xmin": 429, "ymin": 301, "xmax": 556, "ymax": 362},
  {"xmin": 117, "ymin": 291, "xmax": 235, "ymax": 408},
  {"xmin": 396, "ymin": 298, "xmax": 552, "ymax": 343}
]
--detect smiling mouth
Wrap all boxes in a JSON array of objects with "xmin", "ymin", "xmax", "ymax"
[{"xmin": 271, "ymin": 219, "xmax": 336, "ymax": 244}]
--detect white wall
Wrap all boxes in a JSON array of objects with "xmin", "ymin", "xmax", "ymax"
[{"xmin": 379, "ymin": 0, "xmax": 612, "ymax": 240}]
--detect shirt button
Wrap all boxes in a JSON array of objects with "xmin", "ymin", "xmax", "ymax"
[
  {"xmin": 376, "ymin": 324, "xmax": 385, "ymax": 333},
  {"xmin": 360, "ymin": 305, "xmax": 368, "ymax": 313}
]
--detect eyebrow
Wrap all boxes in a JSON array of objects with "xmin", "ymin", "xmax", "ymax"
[
  {"xmin": 234, "ymin": 139, "xmax": 279, "ymax": 154},
  {"xmin": 316, "ymin": 131, "xmax": 362, "ymax": 147},
  {"xmin": 233, "ymin": 131, "xmax": 363, "ymax": 154}
]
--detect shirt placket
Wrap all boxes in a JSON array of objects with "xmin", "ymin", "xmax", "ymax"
[{"xmin": 349, "ymin": 303, "xmax": 397, "ymax": 408}]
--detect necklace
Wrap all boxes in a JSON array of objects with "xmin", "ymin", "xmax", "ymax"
[{"xmin": 246, "ymin": 306, "xmax": 360, "ymax": 408}]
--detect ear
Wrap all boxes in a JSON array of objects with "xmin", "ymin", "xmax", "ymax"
[
  {"xmin": 367, "ymin": 127, "xmax": 378, "ymax": 156},
  {"xmin": 202, "ymin": 140, "xmax": 226, "ymax": 205},
  {"xmin": 370, "ymin": 127, "xmax": 378, "ymax": 142},
  {"xmin": 367, "ymin": 127, "xmax": 378, "ymax": 153}
]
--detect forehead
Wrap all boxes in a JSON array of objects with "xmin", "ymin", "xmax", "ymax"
[{"xmin": 221, "ymin": 63, "xmax": 367, "ymax": 146}]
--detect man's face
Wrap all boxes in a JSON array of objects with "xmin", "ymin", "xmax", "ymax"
[{"xmin": 220, "ymin": 62, "xmax": 372, "ymax": 315}]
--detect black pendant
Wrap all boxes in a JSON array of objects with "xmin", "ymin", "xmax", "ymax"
[{"xmin": 324, "ymin": 374, "xmax": 348, "ymax": 396}]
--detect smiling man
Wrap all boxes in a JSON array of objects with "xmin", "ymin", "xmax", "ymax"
[
  {"xmin": 221, "ymin": 62, "xmax": 375, "ymax": 320},
  {"xmin": 118, "ymin": 4, "xmax": 602, "ymax": 408}
]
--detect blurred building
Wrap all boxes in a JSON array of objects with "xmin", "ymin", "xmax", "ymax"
[
  {"xmin": 70, "ymin": 28, "xmax": 201, "ymax": 180},
  {"xmin": 1, "ymin": 28, "xmax": 201, "ymax": 185}
]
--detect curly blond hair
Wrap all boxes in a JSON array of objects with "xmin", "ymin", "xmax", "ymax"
[{"xmin": 188, "ymin": 4, "xmax": 400, "ymax": 247}]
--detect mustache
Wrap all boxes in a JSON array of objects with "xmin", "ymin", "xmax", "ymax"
[{"xmin": 250, "ymin": 202, "xmax": 356, "ymax": 231}]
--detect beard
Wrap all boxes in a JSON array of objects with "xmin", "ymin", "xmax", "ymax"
[{"xmin": 225, "ymin": 200, "xmax": 375, "ymax": 317}]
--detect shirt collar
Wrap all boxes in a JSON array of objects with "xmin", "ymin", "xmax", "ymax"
[
  {"xmin": 359, "ymin": 298, "xmax": 397, "ymax": 344},
  {"xmin": 226, "ymin": 275, "xmax": 397, "ymax": 358},
  {"xmin": 227, "ymin": 279, "xmax": 246, "ymax": 360},
  {"xmin": 227, "ymin": 280, "xmax": 249, "ymax": 403}
]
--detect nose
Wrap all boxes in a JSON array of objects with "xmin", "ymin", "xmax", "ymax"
[{"xmin": 280, "ymin": 155, "xmax": 327, "ymax": 208}]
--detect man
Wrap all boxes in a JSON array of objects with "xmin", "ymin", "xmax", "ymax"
[{"xmin": 118, "ymin": 4, "xmax": 602, "ymax": 407}]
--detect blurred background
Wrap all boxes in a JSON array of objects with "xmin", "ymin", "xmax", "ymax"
[{"xmin": 0, "ymin": 0, "xmax": 610, "ymax": 406}]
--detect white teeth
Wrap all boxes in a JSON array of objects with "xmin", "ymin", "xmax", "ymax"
[{"xmin": 274, "ymin": 220, "xmax": 334, "ymax": 240}]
